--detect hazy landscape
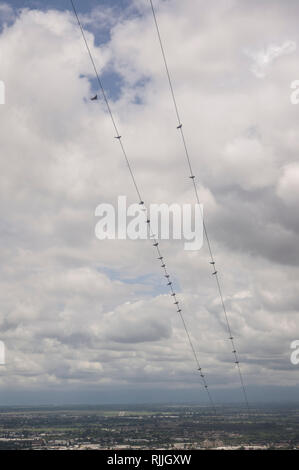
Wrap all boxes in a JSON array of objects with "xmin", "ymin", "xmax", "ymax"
[{"xmin": 0, "ymin": 404, "xmax": 298, "ymax": 450}]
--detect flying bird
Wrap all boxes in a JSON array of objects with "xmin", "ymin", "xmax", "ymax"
[{"xmin": 90, "ymin": 94, "xmax": 98, "ymax": 101}]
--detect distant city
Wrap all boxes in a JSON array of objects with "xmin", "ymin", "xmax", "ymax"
[{"xmin": 0, "ymin": 404, "xmax": 298, "ymax": 450}]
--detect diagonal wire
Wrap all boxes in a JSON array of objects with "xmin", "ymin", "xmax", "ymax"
[
  {"xmin": 70, "ymin": 0, "xmax": 216, "ymax": 411},
  {"xmin": 149, "ymin": 0, "xmax": 250, "ymax": 412}
]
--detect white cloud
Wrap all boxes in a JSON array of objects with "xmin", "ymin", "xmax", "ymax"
[
  {"xmin": 246, "ymin": 40, "xmax": 297, "ymax": 78},
  {"xmin": 277, "ymin": 163, "xmax": 299, "ymax": 206}
]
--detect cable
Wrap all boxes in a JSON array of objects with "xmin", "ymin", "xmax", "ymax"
[
  {"xmin": 149, "ymin": 0, "xmax": 250, "ymax": 412},
  {"xmin": 70, "ymin": 0, "xmax": 216, "ymax": 411}
]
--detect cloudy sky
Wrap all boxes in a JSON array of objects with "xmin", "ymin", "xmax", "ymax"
[{"xmin": 0, "ymin": 0, "xmax": 299, "ymax": 406}]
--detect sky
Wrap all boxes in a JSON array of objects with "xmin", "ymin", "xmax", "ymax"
[{"xmin": 0, "ymin": 0, "xmax": 299, "ymax": 406}]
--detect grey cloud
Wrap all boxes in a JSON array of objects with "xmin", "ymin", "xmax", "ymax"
[{"xmin": 0, "ymin": 1, "xmax": 299, "ymax": 400}]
